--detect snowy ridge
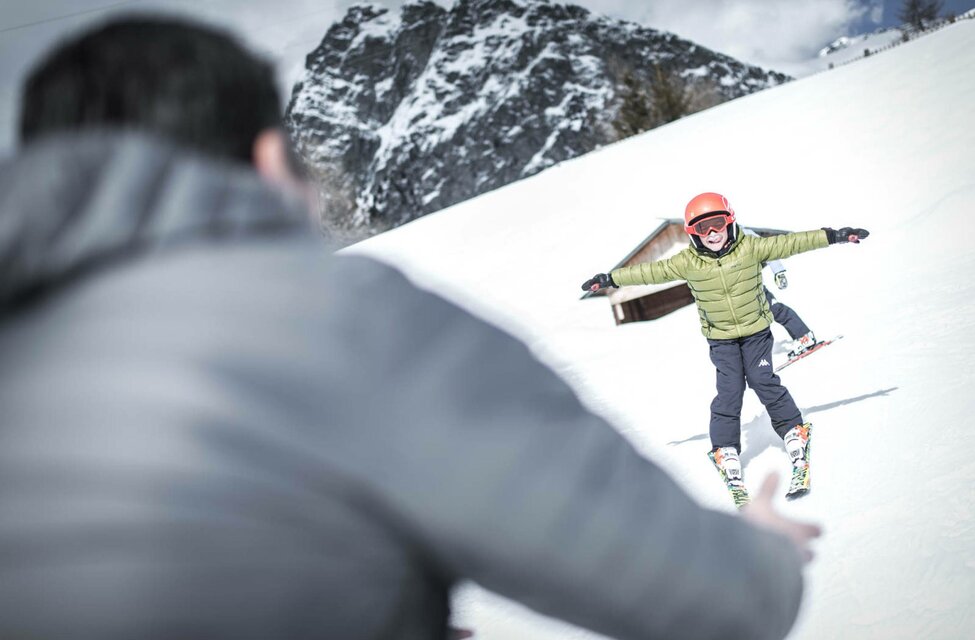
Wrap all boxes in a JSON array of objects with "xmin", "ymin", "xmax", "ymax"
[
  {"xmin": 285, "ymin": 0, "xmax": 787, "ymax": 233},
  {"xmin": 345, "ymin": 19, "xmax": 975, "ymax": 640},
  {"xmin": 792, "ymin": 12, "xmax": 975, "ymax": 77}
]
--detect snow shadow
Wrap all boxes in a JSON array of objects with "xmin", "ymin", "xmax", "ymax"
[
  {"xmin": 801, "ymin": 387, "xmax": 899, "ymax": 415},
  {"xmin": 665, "ymin": 387, "xmax": 899, "ymax": 468}
]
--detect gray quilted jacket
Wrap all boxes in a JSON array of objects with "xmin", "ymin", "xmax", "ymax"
[{"xmin": 0, "ymin": 131, "xmax": 804, "ymax": 640}]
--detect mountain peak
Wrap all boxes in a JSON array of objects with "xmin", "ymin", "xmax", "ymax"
[
  {"xmin": 286, "ymin": 0, "xmax": 788, "ymax": 240},
  {"xmin": 341, "ymin": 3, "xmax": 389, "ymax": 25}
]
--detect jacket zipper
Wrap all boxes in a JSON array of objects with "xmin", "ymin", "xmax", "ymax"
[{"xmin": 716, "ymin": 259, "xmax": 741, "ymax": 338}]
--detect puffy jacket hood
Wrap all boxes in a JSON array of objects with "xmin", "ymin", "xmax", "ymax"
[{"xmin": 0, "ymin": 130, "xmax": 310, "ymax": 316}]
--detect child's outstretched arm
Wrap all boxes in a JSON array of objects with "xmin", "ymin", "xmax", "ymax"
[
  {"xmin": 612, "ymin": 255, "xmax": 686, "ymax": 288},
  {"xmin": 581, "ymin": 255, "xmax": 686, "ymax": 292},
  {"xmin": 754, "ymin": 227, "xmax": 869, "ymax": 262}
]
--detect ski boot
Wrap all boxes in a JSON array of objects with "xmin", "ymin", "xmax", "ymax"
[
  {"xmin": 784, "ymin": 423, "xmax": 812, "ymax": 499},
  {"xmin": 788, "ymin": 332, "xmax": 817, "ymax": 359},
  {"xmin": 708, "ymin": 446, "xmax": 750, "ymax": 508}
]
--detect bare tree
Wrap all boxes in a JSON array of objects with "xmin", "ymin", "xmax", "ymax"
[
  {"xmin": 649, "ymin": 64, "xmax": 691, "ymax": 126},
  {"xmin": 612, "ymin": 64, "xmax": 724, "ymax": 142},
  {"xmin": 304, "ymin": 161, "xmax": 379, "ymax": 247},
  {"xmin": 685, "ymin": 77, "xmax": 723, "ymax": 117},
  {"xmin": 900, "ymin": 0, "xmax": 943, "ymax": 30},
  {"xmin": 612, "ymin": 70, "xmax": 655, "ymax": 139}
]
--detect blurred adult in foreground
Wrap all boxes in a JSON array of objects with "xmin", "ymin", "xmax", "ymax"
[{"xmin": 0, "ymin": 16, "xmax": 819, "ymax": 640}]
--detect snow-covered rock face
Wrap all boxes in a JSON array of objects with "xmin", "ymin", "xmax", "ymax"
[{"xmin": 285, "ymin": 0, "xmax": 789, "ymax": 235}]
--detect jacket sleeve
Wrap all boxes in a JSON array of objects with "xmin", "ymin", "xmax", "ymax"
[
  {"xmin": 320, "ymin": 255, "xmax": 805, "ymax": 640},
  {"xmin": 743, "ymin": 228, "xmax": 785, "ymax": 274},
  {"xmin": 610, "ymin": 253, "xmax": 686, "ymax": 287},
  {"xmin": 752, "ymin": 229, "xmax": 829, "ymax": 263}
]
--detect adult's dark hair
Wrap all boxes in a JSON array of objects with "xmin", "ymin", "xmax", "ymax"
[{"xmin": 19, "ymin": 16, "xmax": 282, "ymax": 165}]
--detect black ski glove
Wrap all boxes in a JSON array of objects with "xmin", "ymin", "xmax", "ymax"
[
  {"xmin": 774, "ymin": 271, "xmax": 788, "ymax": 289},
  {"xmin": 581, "ymin": 273, "xmax": 616, "ymax": 292},
  {"xmin": 823, "ymin": 227, "xmax": 870, "ymax": 244}
]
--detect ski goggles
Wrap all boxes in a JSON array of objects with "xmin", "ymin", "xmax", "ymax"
[{"xmin": 686, "ymin": 213, "xmax": 733, "ymax": 236}]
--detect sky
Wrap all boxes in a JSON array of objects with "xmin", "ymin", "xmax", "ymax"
[
  {"xmin": 1, "ymin": 0, "xmax": 972, "ymax": 152},
  {"xmin": 586, "ymin": 0, "xmax": 975, "ymax": 69},
  {"xmin": 343, "ymin": 19, "xmax": 975, "ymax": 638}
]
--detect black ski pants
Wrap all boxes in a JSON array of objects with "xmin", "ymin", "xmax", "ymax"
[
  {"xmin": 764, "ymin": 286, "xmax": 811, "ymax": 340},
  {"xmin": 706, "ymin": 328, "xmax": 803, "ymax": 452}
]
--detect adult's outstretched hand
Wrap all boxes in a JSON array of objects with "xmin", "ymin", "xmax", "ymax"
[{"xmin": 742, "ymin": 473, "xmax": 823, "ymax": 563}]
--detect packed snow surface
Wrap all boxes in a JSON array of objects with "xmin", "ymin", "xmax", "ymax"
[{"xmin": 347, "ymin": 19, "xmax": 975, "ymax": 640}]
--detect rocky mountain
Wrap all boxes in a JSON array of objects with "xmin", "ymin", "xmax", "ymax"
[{"xmin": 285, "ymin": 0, "xmax": 789, "ymax": 240}]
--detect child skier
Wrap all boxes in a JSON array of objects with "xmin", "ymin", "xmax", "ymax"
[{"xmin": 581, "ymin": 192, "xmax": 868, "ymax": 507}]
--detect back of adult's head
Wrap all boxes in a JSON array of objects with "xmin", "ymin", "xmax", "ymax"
[{"xmin": 19, "ymin": 16, "xmax": 282, "ymax": 165}]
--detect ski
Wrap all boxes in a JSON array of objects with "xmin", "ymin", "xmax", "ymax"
[
  {"xmin": 707, "ymin": 449, "xmax": 750, "ymax": 509},
  {"xmin": 784, "ymin": 423, "xmax": 812, "ymax": 500},
  {"xmin": 775, "ymin": 335, "xmax": 843, "ymax": 372}
]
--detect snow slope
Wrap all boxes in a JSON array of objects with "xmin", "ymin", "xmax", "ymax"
[{"xmin": 346, "ymin": 19, "xmax": 975, "ymax": 640}]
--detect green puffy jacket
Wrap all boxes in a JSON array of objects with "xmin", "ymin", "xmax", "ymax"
[{"xmin": 611, "ymin": 229, "xmax": 830, "ymax": 340}]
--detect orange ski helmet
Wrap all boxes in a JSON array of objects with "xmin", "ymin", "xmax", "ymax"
[{"xmin": 683, "ymin": 192, "xmax": 736, "ymax": 233}]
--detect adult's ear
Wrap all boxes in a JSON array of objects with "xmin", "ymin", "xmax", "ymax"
[
  {"xmin": 252, "ymin": 128, "xmax": 296, "ymax": 186},
  {"xmin": 252, "ymin": 128, "xmax": 319, "ymax": 215}
]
